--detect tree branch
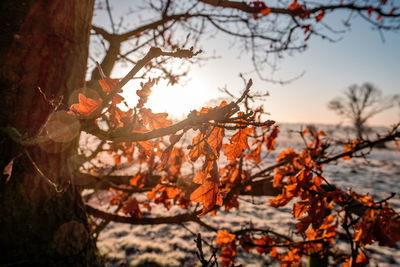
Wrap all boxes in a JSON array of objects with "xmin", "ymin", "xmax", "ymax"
[{"xmin": 86, "ymin": 204, "xmax": 199, "ymax": 225}]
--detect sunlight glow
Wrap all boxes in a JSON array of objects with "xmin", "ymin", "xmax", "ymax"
[{"xmin": 121, "ymin": 78, "xmax": 214, "ymax": 120}]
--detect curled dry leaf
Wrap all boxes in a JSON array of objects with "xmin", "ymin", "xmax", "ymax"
[
  {"xmin": 223, "ymin": 127, "xmax": 253, "ymax": 162},
  {"xmin": 190, "ymin": 179, "xmax": 220, "ymax": 217},
  {"xmin": 98, "ymin": 78, "xmax": 119, "ymax": 93},
  {"xmin": 216, "ymin": 230, "xmax": 236, "ymax": 246},
  {"xmin": 140, "ymin": 108, "xmax": 172, "ymax": 130},
  {"xmin": 122, "ymin": 197, "xmax": 142, "ymax": 218},
  {"xmin": 69, "ymin": 93, "xmax": 102, "ymax": 117},
  {"xmin": 188, "ymin": 132, "xmax": 206, "ymax": 162}
]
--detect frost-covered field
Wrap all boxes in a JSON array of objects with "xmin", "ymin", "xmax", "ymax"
[{"xmin": 92, "ymin": 124, "xmax": 400, "ymax": 266}]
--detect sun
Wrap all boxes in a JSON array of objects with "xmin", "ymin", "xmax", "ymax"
[{"xmin": 120, "ymin": 77, "xmax": 214, "ymax": 120}]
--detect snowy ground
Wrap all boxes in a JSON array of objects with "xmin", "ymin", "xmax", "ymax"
[{"xmin": 91, "ymin": 124, "xmax": 400, "ymax": 266}]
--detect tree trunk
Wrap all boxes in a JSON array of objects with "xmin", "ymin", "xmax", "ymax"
[
  {"xmin": 0, "ymin": 1, "xmax": 102, "ymax": 266},
  {"xmin": 354, "ymin": 117, "xmax": 364, "ymax": 140}
]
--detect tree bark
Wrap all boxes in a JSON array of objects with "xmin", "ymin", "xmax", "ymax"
[
  {"xmin": 88, "ymin": 38, "xmax": 121, "ymax": 91},
  {"xmin": 0, "ymin": 1, "xmax": 102, "ymax": 266}
]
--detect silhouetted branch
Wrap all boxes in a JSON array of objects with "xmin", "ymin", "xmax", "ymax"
[{"xmin": 86, "ymin": 204, "xmax": 199, "ymax": 225}]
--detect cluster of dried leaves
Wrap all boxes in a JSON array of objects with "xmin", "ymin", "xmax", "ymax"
[{"xmin": 64, "ymin": 43, "xmax": 400, "ymax": 267}]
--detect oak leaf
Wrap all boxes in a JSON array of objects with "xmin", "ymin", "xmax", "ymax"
[
  {"xmin": 122, "ymin": 197, "xmax": 142, "ymax": 218},
  {"xmin": 356, "ymin": 251, "xmax": 369, "ymax": 264},
  {"xmin": 160, "ymin": 133, "xmax": 184, "ymax": 167},
  {"xmin": 69, "ymin": 93, "xmax": 102, "ymax": 116},
  {"xmin": 265, "ymin": 125, "xmax": 280, "ymax": 151},
  {"xmin": 223, "ymin": 127, "xmax": 253, "ymax": 162},
  {"xmin": 137, "ymin": 141, "xmax": 154, "ymax": 156},
  {"xmin": 140, "ymin": 108, "xmax": 172, "ymax": 130},
  {"xmin": 293, "ymin": 201, "xmax": 308, "ymax": 218},
  {"xmin": 111, "ymin": 94, "xmax": 124, "ymax": 105},
  {"xmin": 247, "ymin": 142, "xmax": 262, "ymax": 163},
  {"xmin": 193, "ymin": 170, "xmax": 208, "ymax": 184},
  {"xmin": 313, "ymin": 176, "xmax": 324, "ymax": 186},
  {"xmin": 98, "ymin": 78, "xmax": 119, "ymax": 93},
  {"xmin": 188, "ymin": 132, "xmax": 206, "ymax": 162},
  {"xmin": 136, "ymin": 79, "xmax": 157, "ymax": 108},
  {"xmin": 216, "ymin": 230, "xmax": 235, "ymax": 246},
  {"xmin": 220, "ymin": 246, "xmax": 237, "ymax": 267},
  {"xmin": 190, "ymin": 179, "xmax": 220, "ymax": 216},
  {"xmin": 207, "ymin": 127, "xmax": 225, "ymax": 157}
]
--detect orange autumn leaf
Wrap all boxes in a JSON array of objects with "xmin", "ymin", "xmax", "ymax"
[
  {"xmin": 343, "ymin": 252, "xmax": 369, "ymax": 267},
  {"xmin": 246, "ymin": 142, "xmax": 262, "ymax": 163},
  {"xmin": 147, "ymin": 184, "xmax": 163, "ymax": 200},
  {"xmin": 165, "ymin": 186, "xmax": 182, "ymax": 199},
  {"xmin": 220, "ymin": 246, "xmax": 237, "ymax": 267},
  {"xmin": 276, "ymin": 148, "xmax": 298, "ymax": 163},
  {"xmin": 188, "ymin": 132, "xmax": 206, "ymax": 162},
  {"xmin": 319, "ymin": 214, "xmax": 338, "ymax": 240},
  {"xmin": 223, "ymin": 127, "xmax": 253, "ymax": 162},
  {"xmin": 315, "ymin": 10, "xmax": 325, "ymax": 22},
  {"xmin": 136, "ymin": 79, "xmax": 157, "ymax": 108},
  {"xmin": 196, "ymin": 100, "xmax": 228, "ymax": 117},
  {"xmin": 122, "ymin": 197, "xmax": 142, "ymax": 218},
  {"xmin": 272, "ymin": 170, "xmax": 285, "ymax": 188},
  {"xmin": 70, "ymin": 93, "xmax": 102, "ymax": 116},
  {"xmin": 288, "ymin": 0, "xmax": 303, "ymax": 10},
  {"xmin": 111, "ymin": 94, "xmax": 124, "ymax": 105},
  {"xmin": 193, "ymin": 170, "xmax": 208, "ymax": 184},
  {"xmin": 356, "ymin": 251, "xmax": 369, "ymax": 265},
  {"xmin": 293, "ymin": 201, "xmax": 308, "ymax": 218},
  {"xmin": 342, "ymin": 140, "xmax": 361, "ymax": 160},
  {"xmin": 287, "ymin": 0, "xmax": 309, "ymax": 19},
  {"xmin": 269, "ymin": 194, "xmax": 291, "ymax": 208},
  {"xmin": 137, "ymin": 141, "xmax": 154, "ymax": 157},
  {"xmin": 305, "ymin": 227, "xmax": 318, "ymax": 240},
  {"xmin": 280, "ymin": 248, "xmax": 302, "ymax": 267},
  {"xmin": 284, "ymin": 183, "xmax": 298, "ymax": 197},
  {"xmin": 254, "ymin": 236, "xmax": 277, "ymax": 256},
  {"xmin": 313, "ymin": 176, "xmax": 324, "ymax": 186},
  {"xmin": 140, "ymin": 108, "xmax": 172, "ymax": 130},
  {"xmin": 254, "ymin": 237, "xmax": 267, "ymax": 254},
  {"xmin": 269, "ymin": 183, "xmax": 298, "ymax": 208},
  {"xmin": 343, "ymin": 257, "xmax": 352, "ymax": 267},
  {"xmin": 265, "ymin": 125, "xmax": 280, "ymax": 151},
  {"xmin": 114, "ymin": 154, "xmax": 121, "ymax": 165},
  {"xmin": 216, "ymin": 230, "xmax": 235, "ymax": 246},
  {"xmin": 160, "ymin": 145, "xmax": 173, "ymax": 167},
  {"xmin": 215, "ymin": 229, "xmax": 237, "ymax": 267},
  {"xmin": 160, "ymin": 133, "xmax": 184, "ymax": 167},
  {"xmin": 98, "ymin": 78, "xmax": 119, "ymax": 93},
  {"xmin": 260, "ymin": 7, "xmax": 271, "ymax": 15},
  {"xmin": 190, "ymin": 179, "xmax": 220, "ymax": 216},
  {"xmin": 147, "ymin": 184, "xmax": 183, "ymax": 210},
  {"xmin": 129, "ymin": 174, "xmax": 145, "ymax": 188},
  {"xmin": 207, "ymin": 127, "xmax": 225, "ymax": 157},
  {"xmin": 109, "ymin": 106, "xmax": 133, "ymax": 127}
]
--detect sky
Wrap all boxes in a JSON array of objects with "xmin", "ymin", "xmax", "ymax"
[{"xmin": 92, "ymin": 1, "xmax": 400, "ymax": 127}]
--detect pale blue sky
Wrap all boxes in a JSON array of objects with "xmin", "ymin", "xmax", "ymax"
[{"xmin": 92, "ymin": 1, "xmax": 400, "ymax": 126}]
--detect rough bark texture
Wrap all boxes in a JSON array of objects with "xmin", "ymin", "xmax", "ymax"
[{"xmin": 0, "ymin": 1, "xmax": 102, "ymax": 265}]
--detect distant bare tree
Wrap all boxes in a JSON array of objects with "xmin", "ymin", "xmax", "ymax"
[{"xmin": 328, "ymin": 83, "xmax": 397, "ymax": 140}]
